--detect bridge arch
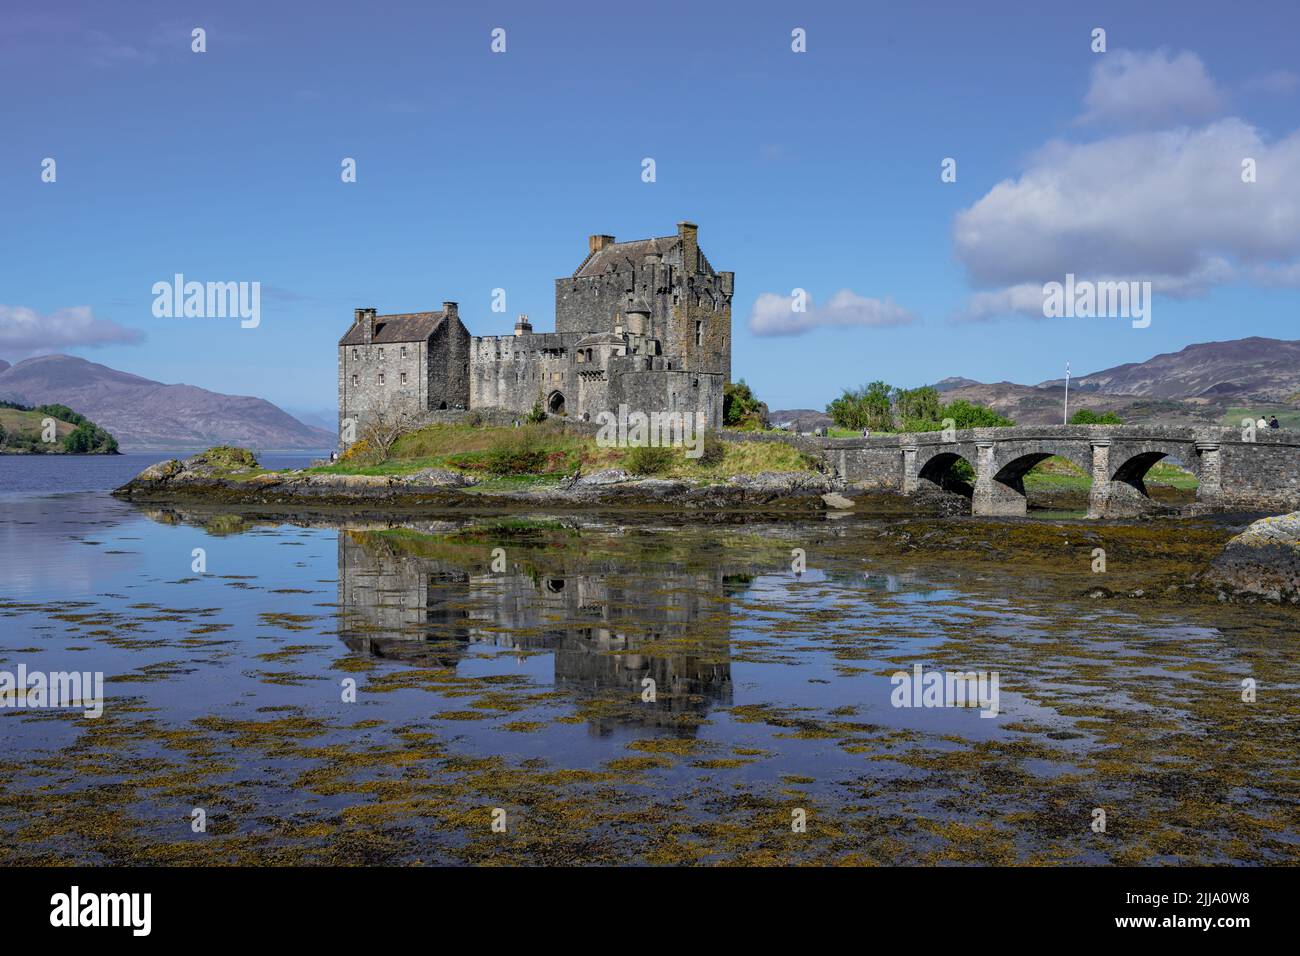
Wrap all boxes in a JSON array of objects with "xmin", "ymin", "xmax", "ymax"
[
  {"xmin": 1095, "ymin": 444, "xmax": 1202, "ymax": 516},
  {"xmin": 916, "ymin": 450, "xmax": 976, "ymax": 495}
]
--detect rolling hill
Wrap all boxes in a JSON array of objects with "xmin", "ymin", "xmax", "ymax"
[
  {"xmin": 0, "ymin": 355, "xmax": 334, "ymax": 451},
  {"xmin": 1037, "ymin": 337, "xmax": 1300, "ymax": 402},
  {"xmin": 812, "ymin": 337, "xmax": 1299, "ymax": 428}
]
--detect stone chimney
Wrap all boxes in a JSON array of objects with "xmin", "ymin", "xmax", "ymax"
[
  {"xmin": 357, "ymin": 307, "xmax": 377, "ymax": 344},
  {"xmin": 589, "ymin": 234, "xmax": 615, "ymax": 254},
  {"xmin": 442, "ymin": 301, "xmax": 458, "ymax": 320},
  {"xmin": 677, "ymin": 221, "xmax": 698, "ymax": 272},
  {"xmin": 514, "ymin": 314, "xmax": 533, "ymax": 336}
]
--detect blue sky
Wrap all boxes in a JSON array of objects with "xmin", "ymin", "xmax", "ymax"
[{"xmin": 2, "ymin": 0, "xmax": 1297, "ymax": 415}]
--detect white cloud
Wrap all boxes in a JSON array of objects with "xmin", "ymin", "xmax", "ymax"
[
  {"xmin": 952, "ymin": 114, "xmax": 1300, "ymax": 320},
  {"xmin": 748, "ymin": 289, "xmax": 916, "ymax": 337},
  {"xmin": 0, "ymin": 305, "xmax": 144, "ymax": 357},
  {"xmin": 1077, "ymin": 49, "xmax": 1226, "ymax": 128}
]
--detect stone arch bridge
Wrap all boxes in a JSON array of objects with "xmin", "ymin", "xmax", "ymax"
[{"xmin": 820, "ymin": 425, "xmax": 1300, "ymax": 517}]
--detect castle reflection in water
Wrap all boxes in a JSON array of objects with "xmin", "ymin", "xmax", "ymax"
[{"xmin": 336, "ymin": 526, "xmax": 751, "ymax": 729}]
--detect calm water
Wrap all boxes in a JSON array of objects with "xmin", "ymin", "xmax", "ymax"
[
  {"xmin": 0, "ymin": 452, "xmax": 327, "ymax": 497},
  {"xmin": 0, "ymin": 466, "xmax": 1296, "ymax": 864}
]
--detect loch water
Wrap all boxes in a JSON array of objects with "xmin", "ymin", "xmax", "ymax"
[{"xmin": 0, "ymin": 460, "xmax": 1296, "ymax": 864}]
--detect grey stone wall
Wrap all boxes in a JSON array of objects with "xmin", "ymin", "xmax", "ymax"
[
  {"xmin": 429, "ymin": 317, "xmax": 471, "ymax": 410},
  {"xmin": 816, "ymin": 425, "xmax": 1300, "ymax": 515},
  {"xmin": 469, "ymin": 332, "xmax": 584, "ymax": 416},
  {"xmin": 338, "ymin": 339, "xmax": 428, "ymax": 442}
]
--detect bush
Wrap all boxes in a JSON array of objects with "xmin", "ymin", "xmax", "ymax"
[
  {"xmin": 191, "ymin": 446, "xmax": 259, "ymax": 470},
  {"xmin": 36, "ymin": 403, "xmax": 89, "ymax": 428},
  {"xmin": 340, "ymin": 439, "xmax": 373, "ymax": 462},
  {"xmin": 827, "ymin": 381, "xmax": 893, "ymax": 431},
  {"xmin": 486, "ymin": 431, "xmax": 549, "ymax": 474},
  {"xmin": 941, "ymin": 399, "xmax": 1014, "ymax": 429},
  {"xmin": 526, "ymin": 400, "xmax": 547, "ymax": 424},
  {"xmin": 625, "ymin": 444, "xmax": 676, "ymax": 475},
  {"xmin": 826, "ymin": 379, "xmax": 1013, "ymax": 433},
  {"xmin": 893, "ymin": 386, "xmax": 942, "ymax": 425},
  {"xmin": 1069, "ymin": 409, "xmax": 1124, "ymax": 425},
  {"xmin": 723, "ymin": 380, "xmax": 764, "ymax": 428},
  {"xmin": 698, "ymin": 432, "xmax": 726, "ymax": 467}
]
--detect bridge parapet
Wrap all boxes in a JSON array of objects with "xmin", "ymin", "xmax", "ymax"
[{"xmin": 816, "ymin": 424, "xmax": 1300, "ymax": 517}]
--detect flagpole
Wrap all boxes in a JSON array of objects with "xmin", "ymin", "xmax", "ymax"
[{"xmin": 1063, "ymin": 362, "xmax": 1071, "ymax": 425}]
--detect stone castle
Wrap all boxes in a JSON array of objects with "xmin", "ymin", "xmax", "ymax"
[{"xmin": 338, "ymin": 221, "xmax": 733, "ymax": 440}]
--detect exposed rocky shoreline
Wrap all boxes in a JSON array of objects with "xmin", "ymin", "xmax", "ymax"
[
  {"xmin": 110, "ymin": 453, "xmax": 862, "ymax": 513},
  {"xmin": 111, "ymin": 453, "xmax": 1300, "ymax": 606}
]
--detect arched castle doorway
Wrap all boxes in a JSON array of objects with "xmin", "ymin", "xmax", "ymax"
[{"xmin": 547, "ymin": 391, "xmax": 566, "ymax": 415}]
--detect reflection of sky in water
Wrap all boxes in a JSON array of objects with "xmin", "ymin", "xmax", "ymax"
[{"xmin": 0, "ymin": 490, "xmax": 1292, "ymax": 825}]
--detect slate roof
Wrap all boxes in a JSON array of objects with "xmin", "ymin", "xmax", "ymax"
[
  {"xmin": 574, "ymin": 236, "xmax": 681, "ymax": 278},
  {"xmin": 575, "ymin": 331, "xmax": 628, "ymax": 348},
  {"xmin": 339, "ymin": 311, "xmax": 445, "ymax": 346}
]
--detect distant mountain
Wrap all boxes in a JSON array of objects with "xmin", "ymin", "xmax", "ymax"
[
  {"xmin": 1037, "ymin": 337, "xmax": 1300, "ymax": 402},
  {"xmin": 0, "ymin": 355, "xmax": 334, "ymax": 451},
  {"xmin": 284, "ymin": 407, "xmax": 337, "ymax": 432},
  {"xmin": 918, "ymin": 337, "xmax": 1299, "ymax": 426},
  {"xmin": 769, "ymin": 408, "xmax": 833, "ymax": 430},
  {"xmin": 0, "ymin": 359, "xmax": 9, "ymax": 373},
  {"xmin": 934, "ymin": 380, "xmax": 1225, "ymax": 427},
  {"xmin": 933, "ymin": 376, "xmax": 981, "ymax": 392}
]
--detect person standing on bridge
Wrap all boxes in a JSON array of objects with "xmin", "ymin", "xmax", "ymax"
[
  {"xmin": 1257, "ymin": 415, "xmax": 1268, "ymax": 430},
  {"xmin": 1269, "ymin": 415, "xmax": 1280, "ymax": 430}
]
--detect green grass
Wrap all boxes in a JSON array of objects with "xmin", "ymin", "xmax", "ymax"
[
  {"xmin": 1020, "ymin": 455, "xmax": 1197, "ymax": 491},
  {"xmin": 299, "ymin": 422, "xmax": 817, "ymax": 482},
  {"xmin": 1222, "ymin": 406, "xmax": 1300, "ymax": 430},
  {"xmin": 0, "ymin": 408, "xmax": 75, "ymax": 440}
]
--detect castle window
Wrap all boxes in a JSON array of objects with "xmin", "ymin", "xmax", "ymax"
[
  {"xmin": 351, "ymin": 374, "xmax": 359, "ymax": 386},
  {"xmin": 352, "ymin": 349, "xmax": 358, "ymax": 360},
  {"xmin": 378, "ymin": 348, "xmax": 384, "ymax": 360},
  {"xmin": 378, "ymin": 373, "xmax": 385, "ymax": 385},
  {"xmin": 400, "ymin": 346, "xmax": 407, "ymax": 359},
  {"xmin": 400, "ymin": 372, "xmax": 407, "ymax": 385},
  {"xmin": 695, "ymin": 320, "xmax": 704, "ymax": 346}
]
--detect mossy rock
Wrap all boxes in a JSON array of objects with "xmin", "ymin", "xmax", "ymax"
[{"xmin": 186, "ymin": 446, "xmax": 260, "ymax": 471}]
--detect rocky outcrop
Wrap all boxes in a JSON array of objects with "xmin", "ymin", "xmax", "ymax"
[
  {"xmin": 113, "ymin": 455, "xmax": 846, "ymax": 512},
  {"xmin": 1201, "ymin": 512, "xmax": 1300, "ymax": 604}
]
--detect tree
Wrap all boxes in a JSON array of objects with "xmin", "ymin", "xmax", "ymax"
[
  {"xmin": 1069, "ymin": 409, "xmax": 1123, "ymax": 425},
  {"xmin": 942, "ymin": 399, "xmax": 1014, "ymax": 429},
  {"xmin": 827, "ymin": 380, "xmax": 894, "ymax": 431},
  {"xmin": 360, "ymin": 408, "xmax": 420, "ymax": 461},
  {"xmin": 63, "ymin": 423, "xmax": 95, "ymax": 453},
  {"xmin": 893, "ymin": 386, "xmax": 942, "ymax": 426},
  {"xmin": 723, "ymin": 380, "xmax": 764, "ymax": 428}
]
